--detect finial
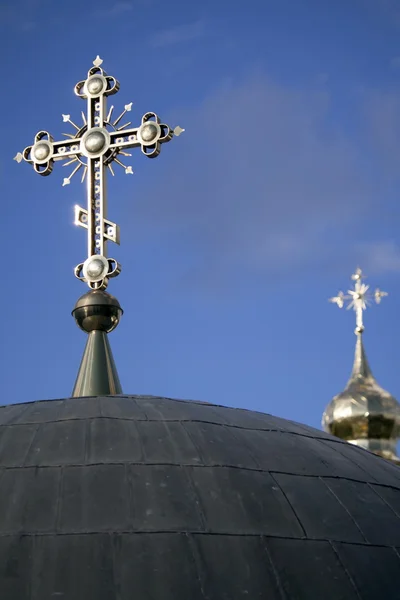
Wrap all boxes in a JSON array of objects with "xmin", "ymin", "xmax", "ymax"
[
  {"xmin": 15, "ymin": 58, "xmax": 183, "ymax": 396},
  {"xmin": 93, "ymin": 55, "xmax": 103, "ymax": 68},
  {"xmin": 71, "ymin": 289, "xmax": 123, "ymax": 397},
  {"xmin": 14, "ymin": 58, "xmax": 184, "ymax": 292},
  {"xmin": 324, "ymin": 269, "xmax": 400, "ymax": 464},
  {"xmin": 329, "ymin": 268, "xmax": 387, "ymax": 334}
]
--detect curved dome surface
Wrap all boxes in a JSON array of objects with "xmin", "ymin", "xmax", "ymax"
[{"xmin": 1, "ymin": 394, "xmax": 400, "ymax": 599}]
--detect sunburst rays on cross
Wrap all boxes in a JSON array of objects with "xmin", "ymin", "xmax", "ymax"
[{"xmin": 59, "ymin": 101, "xmax": 136, "ymax": 187}]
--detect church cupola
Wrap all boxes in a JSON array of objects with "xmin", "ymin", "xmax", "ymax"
[{"xmin": 322, "ymin": 268, "xmax": 400, "ymax": 463}]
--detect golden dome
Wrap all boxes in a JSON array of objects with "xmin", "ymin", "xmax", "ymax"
[{"xmin": 322, "ymin": 332, "xmax": 400, "ymax": 463}]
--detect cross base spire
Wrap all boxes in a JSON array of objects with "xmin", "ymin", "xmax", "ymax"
[{"xmin": 72, "ymin": 289, "xmax": 123, "ymax": 397}]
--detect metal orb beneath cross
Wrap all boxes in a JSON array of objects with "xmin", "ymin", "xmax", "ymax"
[{"xmin": 72, "ymin": 289, "xmax": 123, "ymax": 333}]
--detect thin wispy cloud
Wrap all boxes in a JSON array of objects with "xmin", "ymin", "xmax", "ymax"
[
  {"xmin": 361, "ymin": 0, "xmax": 400, "ymax": 27},
  {"xmin": 0, "ymin": 0, "xmax": 39, "ymax": 31},
  {"xmin": 0, "ymin": 4, "xmax": 13, "ymax": 25},
  {"xmin": 20, "ymin": 21, "xmax": 36, "ymax": 31},
  {"xmin": 362, "ymin": 88, "xmax": 400, "ymax": 177},
  {"xmin": 95, "ymin": 2, "xmax": 134, "ymax": 18},
  {"xmin": 390, "ymin": 56, "xmax": 400, "ymax": 69},
  {"xmin": 149, "ymin": 20, "xmax": 206, "ymax": 48},
  {"xmin": 355, "ymin": 241, "xmax": 400, "ymax": 274},
  {"xmin": 127, "ymin": 72, "xmax": 392, "ymax": 291}
]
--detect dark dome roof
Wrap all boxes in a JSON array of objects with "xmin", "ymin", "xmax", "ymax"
[{"xmin": 1, "ymin": 395, "xmax": 400, "ymax": 599}]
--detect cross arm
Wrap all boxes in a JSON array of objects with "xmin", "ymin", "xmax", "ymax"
[
  {"xmin": 14, "ymin": 130, "xmax": 85, "ymax": 176},
  {"xmin": 108, "ymin": 112, "xmax": 184, "ymax": 159}
]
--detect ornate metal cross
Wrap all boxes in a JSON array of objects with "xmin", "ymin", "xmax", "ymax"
[
  {"xmin": 329, "ymin": 267, "xmax": 387, "ymax": 333},
  {"xmin": 14, "ymin": 56, "xmax": 184, "ymax": 290}
]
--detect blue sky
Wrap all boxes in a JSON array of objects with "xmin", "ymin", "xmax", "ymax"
[{"xmin": 2, "ymin": 0, "xmax": 400, "ymax": 432}]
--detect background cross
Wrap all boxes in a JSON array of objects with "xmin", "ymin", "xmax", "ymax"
[
  {"xmin": 329, "ymin": 267, "xmax": 387, "ymax": 334},
  {"xmin": 14, "ymin": 56, "xmax": 184, "ymax": 290}
]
